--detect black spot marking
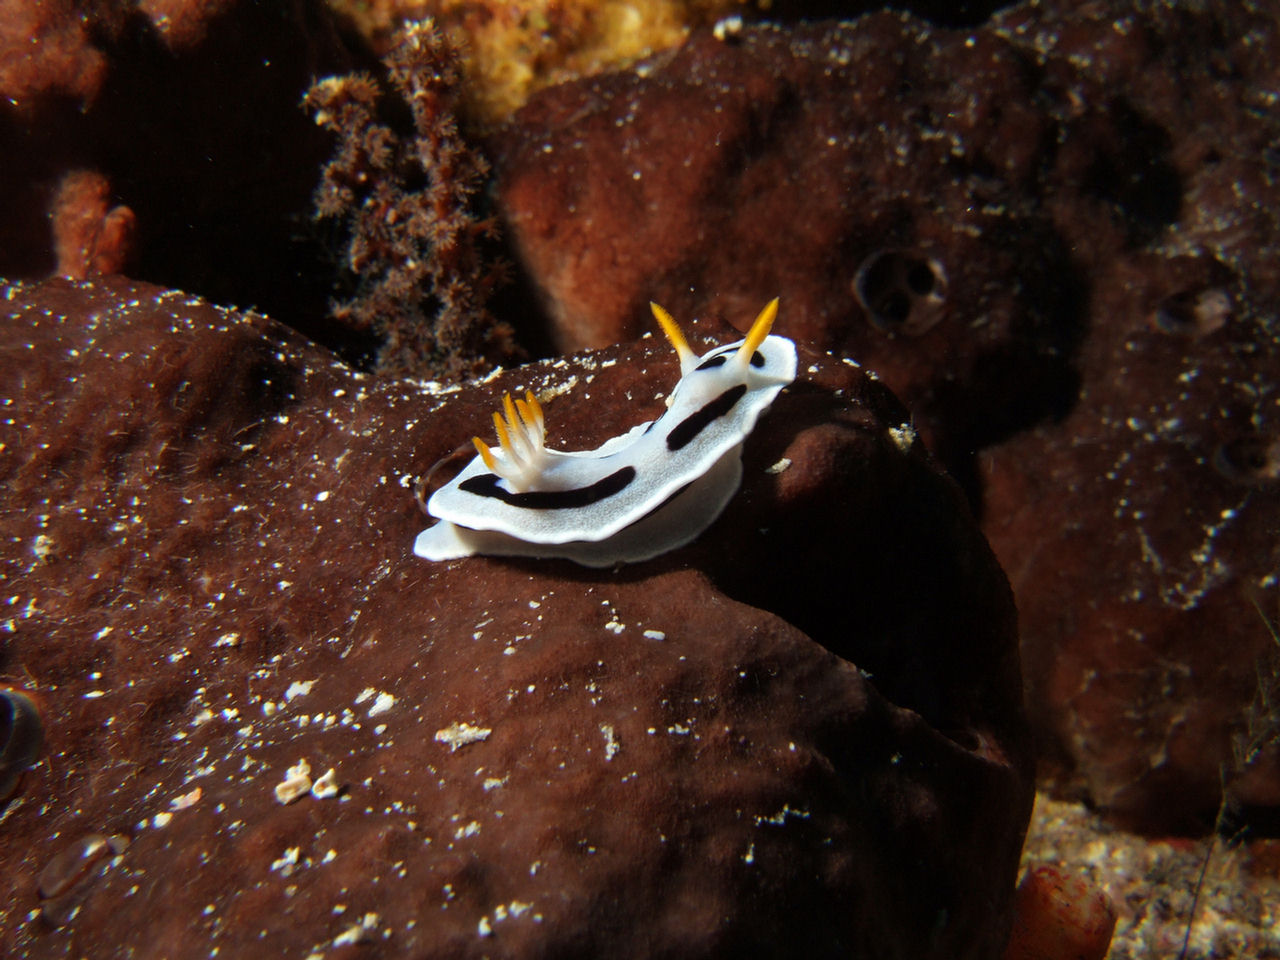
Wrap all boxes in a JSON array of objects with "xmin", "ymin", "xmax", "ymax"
[
  {"xmin": 460, "ymin": 467, "xmax": 636, "ymax": 509},
  {"xmin": 667, "ymin": 384, "xmax": 747, "ymax": 451},
  {"xmin": 696, "ymin": 350, "xmax": 765, "ymax": 370}
]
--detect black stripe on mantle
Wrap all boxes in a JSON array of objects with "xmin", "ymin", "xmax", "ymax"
[
  {"xmin": 459, "ymin": 466, "xmax": 637, "ymax": 509},
  {"xmin": 666, "ymin": 384, "xmax": 748, "ymax": 452}
]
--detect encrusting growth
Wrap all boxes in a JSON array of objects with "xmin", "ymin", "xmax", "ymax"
[{"xmin": 302, "ymin": 20, "xmax": 516, "ymax": 379}]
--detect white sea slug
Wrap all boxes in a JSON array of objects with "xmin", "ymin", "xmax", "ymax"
[{"xmin": 414, "ymin": 299, "xmax": 797, "ymax": 566}]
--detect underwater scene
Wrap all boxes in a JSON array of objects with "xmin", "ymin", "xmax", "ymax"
[{"xmin": 1, "ymin": 0, "xmax": 1278, "ymax": 957}]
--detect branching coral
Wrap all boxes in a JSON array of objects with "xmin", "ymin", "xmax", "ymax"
[{"xmin": 303, "ymin": 20, "xmax": 516, "ymax": 379}]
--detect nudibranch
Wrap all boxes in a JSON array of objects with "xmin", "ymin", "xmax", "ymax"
[{"xmin": 413, "ymin": 299, "xmax": 797, "ymax": 567}]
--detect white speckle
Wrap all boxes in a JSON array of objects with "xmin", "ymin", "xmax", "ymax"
[
  {"xmin": 367, "ymin": 691, "xmax": 396, "ymax": 717},
  {"xmin": 754, "ymin": 803, "xmax": 810, "ymax": 826},
  {"xmin": 284, "ymin": 679, "xmax": 315, "ymax": 701},
  {"xmin": 311, "ymin": 768, "xmax": 341, "ymax": 800},
  {"xmin": 315, "ymin": 491, "xmax": 330, "ymax": 502},
  {"xmin": 435, "ymin": 721, "xmax": 491, "ymax": 752},
  {"xmin": 31, "ymin": 533, "xmax": 54, "ymax": 561},
  {"xmin": 270, "ymin": 846, "xmax": 301, "ymax": 877},
  {"xmin": 275, "ymin": 759, "xmax": 313, "ymax": 804},
  {"xmin": 354, "ymin": 687, "xmax": 375, "ymax": 705},
  {"xmin": 642, "ymin": 629, "xmax": 666, "ymax": 641},
  {"xmin": 332, "ymin": 912, "xmax": 380, "ymax": 947},
  {"xmin": 888, "ymin": 423, "xmax": 917, "ymax": 452},
  {"xmin": 604, "ymin": 619, "xmax": 625, "ymax": 635},
  {"xmin": 713, "ymin": 14, "xmax": 743, "ymax": 40},
  {"xmin": 152, "ymin": 812, "xmax": 173, "ymax": 828},
  {"xmin": 477, "ymin": 915, "xmax": 493, "ymax": 937},
  {"xmin": 766, "ymin": 457, "xmax": 792, "ymax": 475},
  {"xmin": 214, "ymin": 631, "xmax": 241, "ymax": 648},
  {"xmin": 169, "ymin": 787, "xmax": 202, "ymax": 811},
  {"xmin": 600, "ymin": 723, "xmax": 620, "ymax": 761},
  {"xmin": 454, "ymin": 820, "xmax": 481, "ymax": 839}
]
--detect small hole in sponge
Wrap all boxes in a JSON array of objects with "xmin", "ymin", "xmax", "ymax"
[
  {"xmin": 1152, "ymin": 287, "xmax": 1231, "ymax": 337},
  {"xmin": 853, "ymin": 248, "xmax": 948, "ymax": 336},
  {"xmin": 1214, "ymin": 432, "xmax": 1280, "ymax": 486}
]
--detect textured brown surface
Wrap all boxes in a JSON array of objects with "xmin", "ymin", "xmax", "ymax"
[
  {"xmin": 0, "ymin": 277, "xmax": 1030, "ymax": 959},
  {"xmin": 491, "ymin": 11, "xmax": 1087, "ymax": 471},
  {"xmin": 977, "ymin": 3, "xmax": 1280, "ymax": 831},
  {"xmin": 982, "ymin": 299, "xmax": 1280, "ymax": 832},
  {"xmin": 489, "ymin": 0, "xmax": 1280, "ymax": 831}
]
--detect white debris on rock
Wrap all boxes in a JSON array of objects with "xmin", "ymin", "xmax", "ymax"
[
  {"xmin": 275, "ymin": 759, "xmax": 313, "ymax": 804},
  {"xmin": 434, "ymin": 721, "xmax": 492, "ymax": 752}
]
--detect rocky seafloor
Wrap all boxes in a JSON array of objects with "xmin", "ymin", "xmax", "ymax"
[{"xmin": 1020, "ymin": 793, "xmax": 1280, "ymax": 959}]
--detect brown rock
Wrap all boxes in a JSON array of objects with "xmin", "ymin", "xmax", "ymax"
[
  {"xmin": 493, "ymin": 0, "xmax": 1280, "ymax": 832},
  {"xmin": 491, "ymin": 12, "xmax": 1088, "ymax": 472},
  {"xmin": 0, "ymin": 277, "xmax": 1030, "ymax": 958},
  {"xmin": 982, "ymin": 303, "xmax": 1280, "ymax": 833},
  {"xmin": 977, "ymin": 2, "xmax": 1280, "ymax": 832}
]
